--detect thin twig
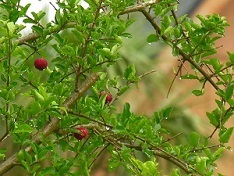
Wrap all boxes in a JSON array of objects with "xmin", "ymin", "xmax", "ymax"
[
  {"xmin": 68, "ymin": 110, "xmax": 113, "ymax": 129},
  {"xmin": 139, "ymin": 70, "xmax": 157, "ymax": 79},
  {"xmin": 190, "ymin": 144, "xmax": 222, "ymax": 152},
  {"xmin": 166, "ymin": 61, "xmax": 184, "ymax": 98},
  {"xmin": 162, "ymin": 132, "xmax": 182, "ymax": 144}
]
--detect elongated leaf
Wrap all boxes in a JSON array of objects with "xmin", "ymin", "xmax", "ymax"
[
  {"xmin": 188, "ymin": 132, "xmax": 200, "ymax": 147},
  {"xmin": 192, "ymin": 89, "xmax": 205, "ymax": 96},
  {"xmin": 219, "ymin": 127, "xmax": 233, "ymax": 143},
  {"xmin": 122, "ymin": 103, "xmax": 131, "ymax": 119},
  {"xmin": 13, "ymin": 124, "xmax": 33, "ymax": 133}
]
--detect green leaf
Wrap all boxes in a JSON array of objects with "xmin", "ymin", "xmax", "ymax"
[
  {"xmin": 37, "ymin": 11, "xmax": 46, "ymax": 21},
  {"xmin": 225, "ymin": 84, "xmax": 234, "ymax": 100},
  {"xmin": 7, "ymin": 22, "xmax": 16, "ymax": 35},
  {"xmin": 206, "ymin": 112, "xmax": 219, "ymax": 126},
  {"xmin": 171, "ymin": 169, "xmax": 180, "ymax": 176},
  {"xmin": 192, "ymin": 89, "xmax": 205, "ymax": 96},
  {"xmin": 13, "ymin": 124, "xmax": 33, "ymax": 133},
  {"xmin": 147, "ymin": 34, "xmax": 159, "ymax": 43},
  {"xmin": 111, "ymin": 44, "xmax": 120, "ymax": 55},
  {"xmin": 108, "ymin": 158, "xmax": 120, "ymax": 171},
  {"xmin": 188, "ymin": 132, "xmax": 200, "ymax": 147},
  {"xmin": 19, "ymin": 3, "xmax": 31, "ymax": 16},
  {"xmin": 32, "ymin": 25, "xmax": 43, "ymax": 36},
  {"xmin": 55, "ymin": 10, "xmax": 65, "ymax": 25},
  {"xmin": 21, "ymin": 160, "xmax": 31, "ymax": 171},
  {"xmin": 71, "ymin": 30, "xmax": 85, "ymax": 43},
  {"xmin": 124, "ymin": 64, "xmax": 136, "ymax": 81},
  {"xmin": 100, "ymin": 48, "xmax": 111, "ymax": 58},
  {"xmin": 219, "ymin": 127, "xmax": 233, "ymax": 143},
  {"xmin": 196, "ymin": 157, "xmax": 207, "ymax": 173},
  {"xmin": 227, "ymin": 52, "xmax": 234, "ymax": 64},
  {"xmin": 118, "ymin": 85, "xmax": 130, "ymax": 96},
  {"xmin": 218, "ymin": 174, "xmax": 225, "ymax": 176},
  {"xmin": 122, "ymin": 103, "xmax": 131, "ymax": 119},
  {"xmin": 39, "ymin": 167, "xmax": 55, "ymax": 175},
  {"xmin": 0, "ymin": 149, "xmax": 7, "ymax": 159},
  {"xmin": 164, "ymin": 26, "xmax": 173, "ymax": 35},
  {"xmin": 32, "ymin": 89, "xmax": 45, "ymax": 102},
  {"xmin": 201, "ymin": 49, "xmax": 217, "ymax": 58},
  {"xmin": 9, "ymin": 9, "xmax": 20, "ymax": 22},
  {"xmin": 53, "ymin": 33, "xmax": 64, "ymax": 45},
  {"xmin": 17, "ymin": 150, "xmax": 25, "ymax": 161},
  {"xmin": 23, "ymin": 18, "xmax": 35, "ymax": 24},
  {"xmin": 38, "ymin": 146, "xmax": 53, "ymax": 160},
  {"xmin": 154, "ymin": 5, "xmax": 162, "ymax": 16},
  {"xmin": 142, "ymin": 144, "xmax": 154, "ymax": 158},
  {"xmin": 184, "ymin": 21, "xmax": 192, "ymax": 32},
  {"xmin": 227, "ymin": 99, "xmax": 234, "ymax": 106},
  {"xmin": 143, "ymin": 161, "xmax": 159, "ymax": 175},
  {"xmin": 132, "ymin": 158, "xmax": 159, "ymax": 175},
  {"xmin": 213, "ymin": 147, "xmax": 225, "ymax": 159},
  {"xmin": 181, "ymin": 74, "xmax": 198, "ymax": 80},
  {"xmin": 31, "ymin": 163, "xmax": 41, "ymax": 174},
  {"xmin": 31, "ymin": 11, "xmax": 45, "ymax": 21},
  {"xmin": 112, "ymin": 125, "xmax": 128, "ymax": 135},
  {"xmin": 135, "ymin": 118, "xmax": 146, "ymax": 133},
  {"xmin": 163, "ymin": 107, "xmax": 174, "ymax": 118},
  {"xmin": 173, "ymin": 27, "xmax": 181, "ymax": 38},
  {"xmin": 203, "ymin": 58, "xmax": 222, "ymax": 71},
  {"xmin": 153, "ymin": 124, "xmax": 161, "ymax": 131}
]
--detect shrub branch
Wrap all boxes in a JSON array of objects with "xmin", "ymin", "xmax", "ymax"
[
  {"xmin": 0, "ymin": 73, "xmax": 99, "ymax": 175},
  {"xmin": 139, "ymin": 9, "xmax": 220, "ymax": 91}
]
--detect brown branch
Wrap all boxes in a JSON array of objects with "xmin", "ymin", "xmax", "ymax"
[
  {"xmin": 129, "ymin": 134, "xmax": 202, "ymax": 175},
  {"xmin": 162, "ymin": 132, "xmax": 183, "ymax": 144},
  {"xmin": 98, "ymin": 130, "xmax": 201, "ymax": 175},
  {"xmin": 140, "ymin": 9, "xmax": 220, "ymax": 91},
  {"xmin": 126, "ymin": 144, "xmax": 194, "ymax": 175},
  {"xmin": 16, "ymin": 22, "xmax": 77, "ymax": 45},
  {"xmin": 118, "ymin": 0, "xmax": 161, "ymax": 16},
  {"xmin": 0, "ymin": 73, "xmax": 99, "ymax": 175}
]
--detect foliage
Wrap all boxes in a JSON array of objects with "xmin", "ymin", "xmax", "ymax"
[{"xmin": 0, "ymin": 0, "xmax": 233, "ymax": 175}]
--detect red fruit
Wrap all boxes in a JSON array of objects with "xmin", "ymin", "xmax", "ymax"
[
  {"xmin": 100, "ymin": 91, "xmax": 113, "ymax": 104},
  {"xmin": 34, "ymin": 58, "xmax": 48, "ymax": 70},
  {"xmin": 106, "ymin": 93, "xmax": 113, "ymax": 103},
  {"xmin": 74, "ymin": 127, "xmax": 88, "ymax": 140}
]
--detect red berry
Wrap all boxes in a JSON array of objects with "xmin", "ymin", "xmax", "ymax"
[
  {"xmin": 34, "ymin": 58, "xmax": 48, "ymax": 70},
  {"xmin": 99, "ymin": 91, "xmax": 113, "ymax": 104},
  {"xmin": 106, "ymin": 93, "xmax": 113, "ymax": 103},
  {"xmin": 74, "ymin": 127, "xmax": 88, "ymax": 140}
]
